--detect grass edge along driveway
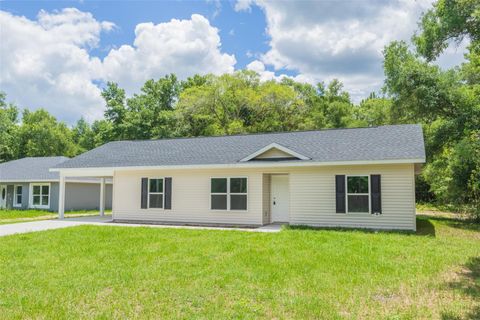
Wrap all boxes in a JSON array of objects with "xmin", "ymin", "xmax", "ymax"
[{"xmin": 0, "ymin": 209, "xmax": 111, "ymax": 225}]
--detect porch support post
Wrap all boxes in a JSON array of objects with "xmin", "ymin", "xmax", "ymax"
[
  {"xmin": 58, "ymin": 173, "xmax": 65, "ymax": 219},
  {"xmin": 99, "ymin": 178, "xmax": 105, "ymax": 216}
]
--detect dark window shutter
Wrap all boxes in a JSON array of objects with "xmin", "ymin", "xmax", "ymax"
[
  {"xmin": 335, "ymin": 175, "xmax": 346, "ymax": 213},
  {"xmin": 371, "ymin": 175, "xmax": 381, "ymax": 214},
  {"xmin": 164, "ymin": 177, "xmax": 172, "ymax": 210},
  {"xmin": 141, "ymin": 178, "xmax": 148, "ymax": 209}
]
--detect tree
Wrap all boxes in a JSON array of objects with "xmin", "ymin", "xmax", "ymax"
[
  {"xmin": 250, "ymin": 80, "xmax": 307, "ymax": 133},
  {"xmin": 383, "ymin": 41, "xmax": 463, "ymax": 122},
  {"xmin": 318, "ymin": 80, "xmax": 355, "ymax": 129},
  {"xmin": 122, "ymin": 74, "xmax": 180, "ymax": 139},
  {"xmin": 176, "ymin": 72, "xmax": 258, "ymax": 136},
  {"xmin": 356, "ymin": 95, "xmax": 393, "ymax": 127},
  {"xmin": 176, "ymin": 71, "xmax": 318, "ymax": 136},
  {"xmin": 72, "ymin": 118, "xmax": 96, "ymax": 152},
  {"xmin": 383, "ymin": 0, "xmax": 480, "ymax": 214},
  {"xmin": 0, "ymin": 92, "xmax": 19, "ymax": 163},
  {"xmin": 101, "ymin": 75, "xmax": 181, "ymax": 140},
  {"xmin": 423, "ymin": 131, "xmax": 480, "ymax": 210},
  {"xmin": 181, "ymin": 74, "xmax": 209, "ymax": 90},
  {"xmin": 18, "ymin": 109, "xmax": 78, "ymax": 158},
  {"xmin": 91, "ymin": 119, "xmax": 115, "ymax": 147},
  {"xmin": 413, "ymin": 0, "xmax": 479, "ymax": 62},
  {"xmin": 102, "ymin": 82, "xmax": 127, "ymax": 140}
]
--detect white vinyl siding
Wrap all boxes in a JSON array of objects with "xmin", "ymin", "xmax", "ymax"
[
  {"xmin": 112, "ymin": 163, "xmax": 416, "ymax": 230},
  {"xmin": 289, "ymin": 164, "xmax": 416, "ymax": 230},
  {"xmin": 114, "ymin": 169, "xmax": 262, "ymax": 225}
]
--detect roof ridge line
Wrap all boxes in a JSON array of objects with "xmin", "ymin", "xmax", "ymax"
[{"xmin": 110, "ymin": 124, "xmax": 420, "ymax": 144}]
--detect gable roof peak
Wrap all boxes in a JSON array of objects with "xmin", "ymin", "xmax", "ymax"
[{"xmin": 239, "ymin": 142, "xmax": 311, "ymax": 162}]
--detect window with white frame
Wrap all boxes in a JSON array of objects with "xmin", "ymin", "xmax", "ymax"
[
  {"xmin": 31, "ymin": 184, "xmax": 50, "ymax": 208},
  {"xmin": 346, "ymin": 176, "xmax": 369, "ymax": 213},
  {"xmin": 13, "ymin": 185, "xmax": 23, "ymax": 207},
  {"xmin": 211, "ymin": 177, "xmax": 247, "ymax": 211},
  {"xmin": 149, "ymin": 178, "xmax": 164, "ymax": 208},
  {"xmin": 230, "ymin": 178, "xmax": 247, "ymax": 210}
]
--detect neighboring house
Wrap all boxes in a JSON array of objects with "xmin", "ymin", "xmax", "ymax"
[
  {"xmin": 0, "ymin": 157, "xmax": 112, "ymax": 212},
  {"xmin": 52, "ymin": 124, "xmax": 425, "ymax": 230}
]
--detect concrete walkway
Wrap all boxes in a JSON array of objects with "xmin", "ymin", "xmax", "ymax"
[{"xmin": 0, "ymin": 216, "xmax": 283, "ymax": 237}]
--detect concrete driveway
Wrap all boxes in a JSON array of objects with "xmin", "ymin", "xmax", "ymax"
[
  {"xmin": 0, "ymin": 216, "xmax": 282, "ymax": 237},
  {"xmin": 0, "ymin": 217, "xmax": 111, "ymax": 237}
]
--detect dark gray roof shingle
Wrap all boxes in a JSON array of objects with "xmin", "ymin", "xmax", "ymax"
[
  {"xmin": 55, "ymin": 124, "xmax": 425, "ymax": 169},
  {"xmin": 0, "ymin": 156, "xmax": 68, "ymax": 181}
]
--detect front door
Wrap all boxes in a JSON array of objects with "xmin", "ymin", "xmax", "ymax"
[
  {"xmin": 271, "ymin": 175, "xmax": 289, "ymax": 223},
  {"xmin": 0, "ymin": 185, "xmax": 6, "ymax": 209}
]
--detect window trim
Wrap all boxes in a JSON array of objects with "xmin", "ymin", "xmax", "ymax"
[
  {"xmin": 345, "ymin": 175, "xmax": 370, "ymax": 214},
  {"xmin": 29, "ymin": 183, "xmax": 50, "ymax": 209},
  {"xmin": 13, "ymin": 185, "xmax": 23, "ymax": 208},
  {"xmin": 210, "ymin": 177, "xmax": 248, "ymax": 211},
  {"xmin": 148, "ymin": 177, "xmax": 164, "ymax": 209}
]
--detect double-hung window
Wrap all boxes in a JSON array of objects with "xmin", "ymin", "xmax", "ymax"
[
  {"xmin": 346, "ymin": 176, "xmax": 370, "ymax": 213},
  {"xmin": 230, "ymin": 178, "xmax": 247, "ymax": 210},
  {"xmin": 31, "ymin": 184, "xmax": 50, "ymax": 209},
  {"xmin": 211, "ymin": 178, "xmax": 228, "ymax": 210},
  {"xmin": 149, "ymin": 178, "xmax": 164, "ymax": 208},
  {"xmin": 211, "ymin": 177, "xmax": 247, "ymax": 211},
  {"xmin": 13, "ymin": 185, "xmax": 23, "ymax": 207}
]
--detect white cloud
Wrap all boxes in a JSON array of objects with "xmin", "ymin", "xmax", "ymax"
[
  {"xmin": 240, "ymin": 0, "xmax": 466, "ymax": 101},
  {"xmin": 246, "ymin": 60, "xmax": 278, "ymax": 81},
  {"xmin": 234, "ymin": 0, "xmax": 253, "ymax": 12},
  {"xmin": 0, "ymin": 10, "xmax": 236, "ymax": 123},
  {"xmin": 102, "ymin": 14, "xmax": 236, "ymax": 94},
  {"xmin": 0, "ymin": 9, "xmax": 111, "ymax": 123}
]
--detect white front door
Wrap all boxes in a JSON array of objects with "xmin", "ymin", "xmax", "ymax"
[
  {"xmin": 271, "ymin": 175, "xmax": 289, "ymax": 223},
  {"xmin": 0, "ymin": 185, "xmax": 6, "ymax": 209}
]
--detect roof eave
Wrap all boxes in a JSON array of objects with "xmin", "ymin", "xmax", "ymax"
[
  {"xmin": 51, "ymin": 158, "xmax": 426, "ymax": 175},
  {"xmin": 0, "ymin": 179, "xmax": 58, "ymax": 183}
]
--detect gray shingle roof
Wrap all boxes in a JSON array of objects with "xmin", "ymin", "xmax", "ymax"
[
  {"xmin": 55, "ymin": 124, "xmax": 425, "ymax": 169},
  {"xmin": 0, "ymin": 156, "xmax": 69, "ymax": 181}
]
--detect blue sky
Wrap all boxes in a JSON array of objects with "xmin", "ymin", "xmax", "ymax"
[{"xmin": 0, "ymin": 0, "xmax": 467, "ymax": 123}]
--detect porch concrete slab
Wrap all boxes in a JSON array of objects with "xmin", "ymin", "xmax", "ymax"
[
  {"xmin": 255, "ymin": 223, "xmax": 285, "ymax": 232},
  {"xmin": 0, "ymin": 216, "xmax": 282, "ymax": 237}
]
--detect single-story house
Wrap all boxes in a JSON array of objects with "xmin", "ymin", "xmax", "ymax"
[
  {"xmin": 52, "ymin": 124, "xmax": 425, "ymax": 230},
  {"xmin": 0, "ymin": 157, "xmax": 112, "ymax": 212}
]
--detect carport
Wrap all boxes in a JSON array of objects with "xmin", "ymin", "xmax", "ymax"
[{"xmin": 53, "ymin": 168, "xmax": 114, "ymax": 219}]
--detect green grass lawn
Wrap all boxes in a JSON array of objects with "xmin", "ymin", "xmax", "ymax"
[
  {"xmin": 0, "ymin": 216, "xmax": 478, "ymax": 319},
  {"xmin": 0, "ymin": 209, "xmax": 111, "ymax": 225}
]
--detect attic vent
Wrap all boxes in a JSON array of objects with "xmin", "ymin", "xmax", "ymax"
[{"xmin": 240, "ymin": 143, "xmax": 310, "ymax": 162}]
